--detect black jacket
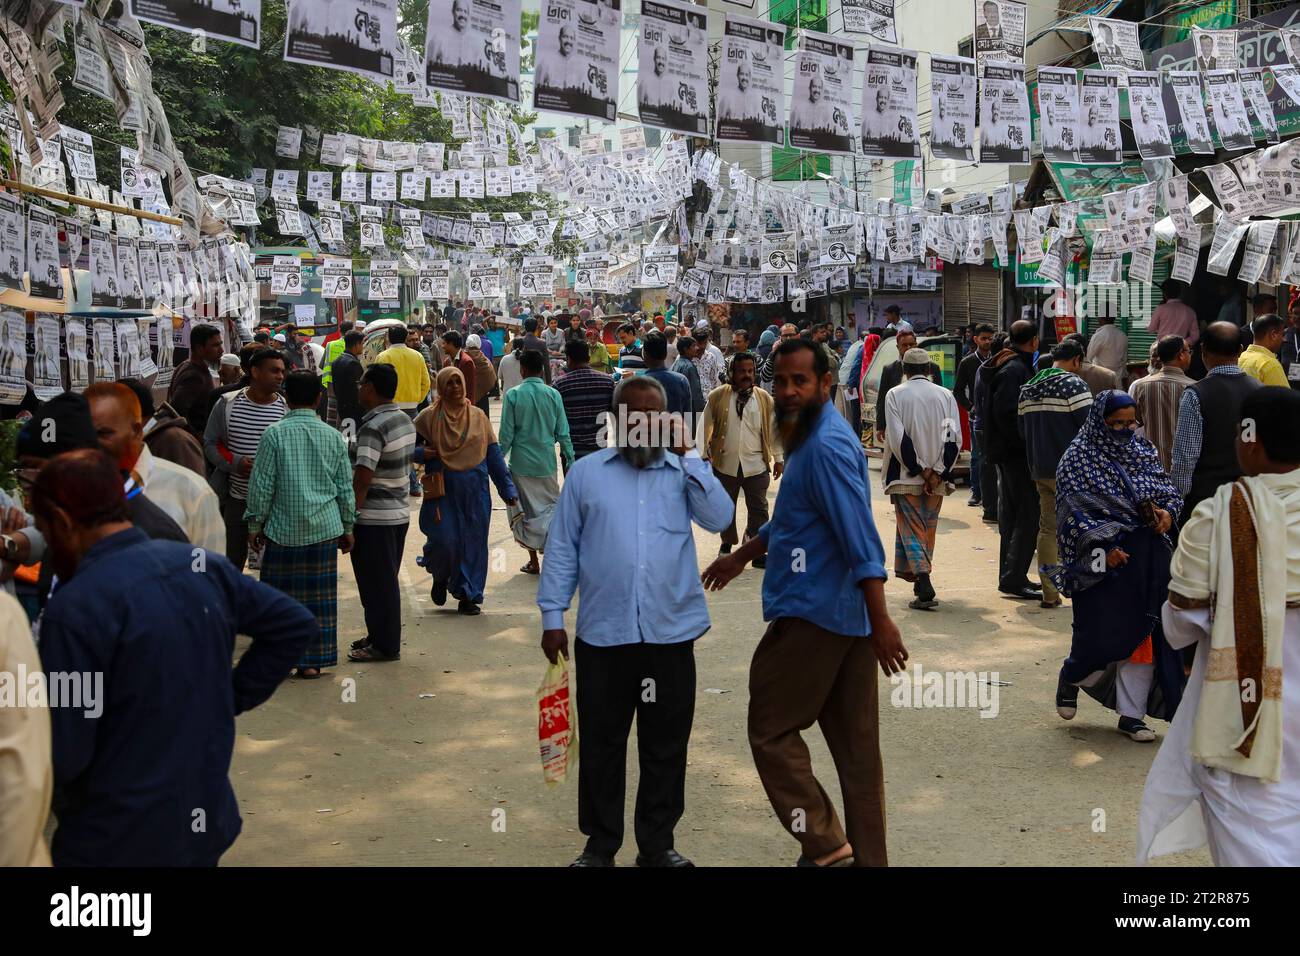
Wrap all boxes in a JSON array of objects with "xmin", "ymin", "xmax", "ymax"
[
  {"xmin": 983, "ymin": 348, "xmax": 1038, "ymax": 465},
  {"xmin": 875, "ymin": 359, "xmax": 942, "ymax": 436},
  {"xmin": 953, "ymin": 349, "xmax": 990, "ymax": 411}
]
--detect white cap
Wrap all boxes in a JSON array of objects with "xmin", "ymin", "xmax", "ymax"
[
  {"xmin": 902, "ymin": 347, "xmax": 932, "ymax": 367},
  {"xmin": 273, "ymin": 332, "xmax": 287, "ymax": 342},
  {"xmin": 219, "ymin": 353, "xmax": 241, "ymax": 367},
  {"xmin": 466, "ymin": 333, "xmax": 481, "ymax": 349}
]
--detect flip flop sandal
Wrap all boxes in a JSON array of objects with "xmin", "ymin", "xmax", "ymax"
[
  {"xmin": 350, "ymin": 637, "xmax": 372, "ymax": 651},
  {"xmin": 520, "ymin": 564, "xmax": 540, "ymax": 575},
  {"xmin": 296, "ymin": 667, "xmax": 322, "ymax": 679}
]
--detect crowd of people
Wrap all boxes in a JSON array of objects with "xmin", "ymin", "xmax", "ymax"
[{"xmin": 1, "ymin": 284, "xmax": 1296, "ymax": 869}]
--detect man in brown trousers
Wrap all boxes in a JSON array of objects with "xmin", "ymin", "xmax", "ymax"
[{"xmin": 704, "ymin": 339, "xmax": 908, "ymax": 867}]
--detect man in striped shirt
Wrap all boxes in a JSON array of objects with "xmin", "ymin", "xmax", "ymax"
[
  {"xmin": 554, "ymin": 339, "xmax": 615, "ymax": 464},
  {"xmin": 1129, "ymin": 335, "xmax": 1194, "ymax": 473},
  {"xmin": 348, "ymin": 364, "xmax": 417, "ymax": 663}
]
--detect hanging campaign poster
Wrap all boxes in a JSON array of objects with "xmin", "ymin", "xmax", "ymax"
[
  {"xmin": 638, "ymin": 0, "xmax": 709, "ymax": 136},
  {"xmin": 533, "ymin": 0, "xmax": 620, "ymax": 122},
  {"xmin": 417, "ymin": 260, "xmax": 449, "ymax": 301},
  {"xmin": 860, "ymin": 46, "xmax": 919, "ymax": 160},
  {"xmin": 1036, "ymin": 66, "xmax": 1079, "ymax": 164},
  {"xmin": 271, "ymin": 255, "xmax": 303, "ymax": 296},
  {"xmin": 467, "ymin": 261, "xmax": 501, "ymax": 299},
  {"xmin": 26, "ymin": 206, "xmax": 63, "ymax": 300},
  {"xmin": 841, "ymin": 0, "xmax": 896, "ymax": 43},
  {"xmin": 1089, "ymin": 17, "xmax": 1144, "ymax": 74},
  {"xmin": 283, "ymin": 0, "xmax": 396, "ymax": 82},
  {"xmin": 1168, "ymin": 72, "xmax": 1214, "ymax": 155},
  {"xmin": 978, "ymin": 62, "xmax": 1029, "ymax": 164},
  {"xmin": 638, "ymin": 246, "xmax": 678, "ymax": 287},
  {"xmin": 275, "ymin": 125, "xmax": 302, "ymax": 159},
  {"xmin": 974, "ymin": 0, "xmax": 1025, "ymax": 73},
  {"xmin": 1192, "ymin": 26, "xmax": 1237, "ymax": 72},
  {"xmin": 1204, "ymin": 71, "xmax": 1255, "ymax": 152},
  {"xmin": 518, "ymin": 255, "xmax": 555, "ymax": 296},
  {"xmin": 789, "ymin": 30, "xmax": 855, "ymax": 155},
  {"xmin": 1238, "ymin": 68, "xmax": 1279, "ymax": 144},
  {"xmin": 716, "ymin": 15, "xmax": 785, "ymax": 145},
  {"xmin": 1078, "ymin": 71, "xmax": 1121, "ymax": 166},
  {"xmin": 0, "ymin": 310, "xmax": 27, "ymax": 404},
  {"xmin": 64, "ymin": 318, "xmax": 89, "ymax": 392},
  {"xmin": 365, "ymin": 259, "xmax": 399, "ymax": 299},
  {"xmin": 424, "ymin": 0, "xmax": 521, "ymax": 104},
  {"xmin": 1127, "ymin": 72, "xmax": 1174, "ymax": 160},
  {"xmin": 132, "ymin": 0, "xmax": 260, "ymax": 49},
  {"xmin": 32, "ymin": 314, "xmax": 63, "ymax": 400},
  {"xmin": 320, "ymin": 256, "xmax": 353, "ymax": 298},
  {"xmin": 89, "ymin": 226, "xmax": 118, "ymax": 306},
  {"xmin": 929, "ymin": 54, "xmax": 976, "ymax": 162},
  {"xmin": 115, "ymin": 236, "xmax": 144, "ymax": 309}
]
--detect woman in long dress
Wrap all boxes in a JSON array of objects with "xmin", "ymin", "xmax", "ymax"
[
  {"xmin": 413, "ymin": 367, "xmax": 517, "ymax": 616},
  {"xmin": 1048, "ymin": 390, "xmax": 1186, "ymax": 742}
]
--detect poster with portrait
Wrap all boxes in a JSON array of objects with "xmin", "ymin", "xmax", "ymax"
[
  {"xmin": 271, "ymin": 255, "xmax": 304, "ymax": 296},
  {"xmin": 0, "ymin": 310, "xmax": 27, "ymax": 404},
  {"xmin": 716, "ymin": 15, "xmax": 786, "ymax": 145},
  {"xmin": 115, "ymin": 236, "xmax": 144, "ymax": 309},
  {"xmin": 860, "ymin": 46, "xmax": 919, "ymax": 160},
  {"xmin": 1191, "ymin": 26, "xmax": 1237, "ymax": 73},
  {"xmin": 788, "ymin": 30, "xmax": 855, "ymax": 155},
  {"xmin": 88, "ymin": 226, "xmax": 118, "ymax": 306},
  {"xmin": 63, "ymin": 317, "xmax": 89, "ymax": 392},
  {"xmin": 1078, "ymin": 71, "xmax": 1121, "ymax": 166},
  {"xmin": 365, "ymin": 259, "xmax": 399, "ymax": 300},
  {"xmin": 417, "ymin": 260, "xmax": 449, "ymax": 301},
  {"xmin": 424, "ymin": 0, "xmax": 521, "ymax": 104},
  {"xmin": 1168, "ymin": 72, "xmax": 1214, "ymax": 155},
  {"xmin": 841, "ymin": 0, "xmax": 896, "ymax": 43},
  {"xmin": 468, "ymin": 261, "xmax": 501, "ymax": 299},
  {"xmin": 26, "ymin": 205, "xmax": 64, "ymax": 300},
  {"xmin": 977, "ymin": 62, "xmax": 1029, "ymax": 164},
  {"xmin": 1088, "ymin": 17, "xmax": 1143, "ymax": 75},
  {"xmin": 973, "ymin": 0, "xmax": 1025, "ymax": 73},
  {"xmin": 533, "ymin": 0, "xmax": 620, "ymax": 123},
  {"xmin": 32, "ymin": 314, "xmax": 63, "ymax": 401},
  {"xmin": 1036, "ymin": 66, "xmax": 1079, "ymax": 164},
  {"xmin": 929, "ymin": 54, "xmax": 976, "ymax": 162},
  {"xmin": 638, "ymin": 0, "xmax": 710, "ymax": 136},
  {"xmin": 132, "ymin": 0, "xmax": 260, "ymax": 48},
  {"xmin": 518, "ymin": 255, "xmax": 555, "ymax": 297},
  {"xmin": 283, "ymin": 0, "xmax": 396, "ymax": 82},
  {"xmin": 1238, "ymin": 68, "xmax": 1279, "ymax": 145},
  {"xmin": 91, "ymin": 319, "xmax": 116, "ymax": 383},
  {"xmin": 638, "ymin": 246, "xmax": 678, "ymax": 287},
  {"xmin": 1204, "ymin": 71, "xmax": 1255, "ymax": 152},
  {"xmin": 320, "ymin": 255, "xmax": 353, "ymax": 298},
  {"xmin": 1126, "ymin": 72, "xmax": 1173, "ymax": 160}
]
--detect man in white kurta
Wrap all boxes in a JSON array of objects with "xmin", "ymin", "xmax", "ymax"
[
  {"xmin": 1138, "ymin": 388, "xmax": 1300, "ymax": 866},
  {"xmin": 1086, "ymin": 318, "xmax": 1129, "ymax": 383}
]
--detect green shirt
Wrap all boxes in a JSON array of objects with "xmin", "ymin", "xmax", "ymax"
[
  {"xmin": 244, "ymin": 408, "xmax": 357, "ymax": 545},
  {"xmin": 588, "ymin": 341, "xmax": 612, "ymax": 373},
  {"xmin": 498, "ymin": 376, "xmax": 574, "ymax": 477}
]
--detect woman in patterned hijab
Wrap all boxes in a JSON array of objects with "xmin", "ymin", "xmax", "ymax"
[{"xmin": 1048, "ymin": 390, "xmax": 1186, "ymax": 742}]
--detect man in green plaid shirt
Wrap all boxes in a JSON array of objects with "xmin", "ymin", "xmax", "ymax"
[{"xmin": 245, "ymin": 371, "xmax": 356, "ymax": 678}]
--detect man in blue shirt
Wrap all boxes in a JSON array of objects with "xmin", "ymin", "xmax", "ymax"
[
  {"xmin": 34, "ymin": 448, "xmax": 315, "ymax": 866},
  {"xmin": 538, "ymin": 375, "xmax": 734, "ymax": 867},
  {"xmin": 703, "ymin": 338, "xmax": 907, "ymax": 868},
  {"xmin": 640, "ymin": 330, "xmax": 692, "ymax": 417}
]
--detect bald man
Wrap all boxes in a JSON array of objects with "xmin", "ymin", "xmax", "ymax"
[{"xmin": 86, "ymin": 382, "xmax": 225, "ymax": 554}]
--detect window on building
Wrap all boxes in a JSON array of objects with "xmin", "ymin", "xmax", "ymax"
[
  {"xmin": 772, "ymin": 0, "xmax": 828, "ymax": 48},
  {"xmin": 958, "ymin": 37, "xmax": 974, "ymax": 59}
]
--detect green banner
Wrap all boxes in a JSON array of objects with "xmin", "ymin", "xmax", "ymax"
[
  {"xmin": 892, "ymin": 160, "xmax": 922, "ymax": 207},
  {"xmin": 1168, "ymin": 0, "xmax": 1236, "ymax": 43}
]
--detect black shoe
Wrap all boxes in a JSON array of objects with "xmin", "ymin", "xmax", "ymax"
[
  {"xmin": 982, "ymin": 515, "xmax": 999, "ymax": 524},
  {"xmin": 1055, "ymin": 675, "xmax": 1079, "ymax": 720},
  {"xmin": 1118, "ymin": 716, "xmax": 1157, "ymax": 742},
  {"xmin": 430, "ymin": 579, "xmax": 447, "ymax": 606},
  {"xmin": 751, "ymin": 555, "xmax": 766, "ymax": 570},
  {"xmin": 457, "ymin": 599, "xmax": 481, "ymax": 616},
  {"xmin": 1026, "ymin": 581, "xmax": 1043, "ymax": 591},
  {"xmin": 569, "ymin": 851, "xmax": 615, "ymax": 867},
  {"xmin": 635, "ymin": 849, "xmax": 694, "ymax": 868},
  {"xmin": 967, "ymin": 496, "xmax": 982, "ymax": 507},
  {"xmin": 719, "ymin": 543, "xmax": 732, "ymax": 556},
  {"xmin": 999, "ymin": 586, "xmax": 1040, "ymax": 600}
]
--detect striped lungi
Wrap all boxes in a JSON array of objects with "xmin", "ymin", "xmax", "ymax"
[
  {"xmin": 892, "ymin": 493, "xmax": 943, "ymax": 582},
  {"xmin": 260, "ymin": 538, "xmax": 338, "ymax": 668},
  {"xmin": 508, "ymin": 472, "xmax": 561, "ymax": 551}
]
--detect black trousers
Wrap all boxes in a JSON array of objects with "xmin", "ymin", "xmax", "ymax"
[
  {"xmin": 715, "ymin": 468, "xmax": 770, "ymax": 546},
  {"xmin": 976, "ymin": 429, "xmax": 999, "ymax": 521},
  {"xmin": 221, "ymin": 495, "xmax": 249, "ymax": 572},
  {"xmin": 996, "ymin": 458, "xmax": 1040, "ymax": 591},
  {"xmin": 350, "ymin": 522, "xmax": 409, "ymax": 658},
  {"xmin": 575, "ymin": 637, "xmax": 696, "ymax": 858}
]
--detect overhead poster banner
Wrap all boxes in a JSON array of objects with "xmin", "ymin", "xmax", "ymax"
[
  {"xmin": 860, "ymin": 46, "xmax": 919, "ymax": 160},
  {"xmin": 1168, "ymin": 72, "xmax": 1214, "ymax": 155},
  {"xmin": 788, "ymin": 29, "xmax": 855, "ymax": 156},
  {"xmin": 977, "ymin": 62, "xmax": 1029, "ymax": 165},
  {"xmin": 131, "ymin": 0, "xmax": 261, "ymax": 48},
  {"xmin": 283, "ymin": 0, "xmax": 397, "ymax": 82},
  {"xmin": 1078, "ymin": 71, "xmax": 1121, "ymax": 166},
  {"xmin": 973, "ymin": 0, "xmax": 1025, "ymax": 73},
  {"xmin": 929, "ymin": 54, "xmax": 976, "ymax": 162},
  {"xmin": 715, "ymin": 15, "xmax": 786, "ymax": 145},
  {"xmin": 1192, "ymin": 26, "xmax": 1238, "ymax": 72},
  {"xmin": 1036, "ymin": 66, "xmax": 1079, "ymax": 164},
  {"xmin": 424, "ymin": 0, "xmax": 521, "ymax": 104},
  {"xmin": 533, "ymin": 0, "xmax": 621, "ymax": 123},
  {"xmin": 1127, "ymin": 72, "xmax": 1174, "ymax": 160},
  {"xmin": 1089, "ymin": 17, "xmax": 1144, "ymax": 74},
  {"xmin": 1204, "ymin": 70, "xmax": 1255, "ymax": 152},
  {"xmin": 841, "ymin": 0, "xmax": 896, "ymax": 43},
  {"xmin": 638, "ymin": 0, "xmax": 710, "ymax": 136}
]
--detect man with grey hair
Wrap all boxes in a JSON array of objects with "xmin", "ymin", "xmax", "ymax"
[{"xmin": 537, "ymin": 374, "xmax": 734, "ymax": 867}]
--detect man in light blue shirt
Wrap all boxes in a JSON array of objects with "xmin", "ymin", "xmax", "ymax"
[
  {"xmin": 703, "ymin": 338, "xmax": 906, "ymax": 869},
  {"xmin": 538, "ymin": 374, "xmax": 733, "ymax": 868}
]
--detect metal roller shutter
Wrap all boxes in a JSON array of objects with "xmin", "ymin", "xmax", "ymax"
[
  {"xmin": 943, "ymin": 265, "xmax": 970, "ymax": 332},
  {"xmin": 967, "ymin": 266, "xmax": 1003, "ymax": 328}
]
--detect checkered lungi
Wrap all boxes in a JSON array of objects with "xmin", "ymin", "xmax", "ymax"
[
  {"xmin": 891, "ymin": 493, "xmax": 943, "ymax": 582},
  {"xmin": 260, "ymin": 538, "xmax": 338, "ymax": 668}
]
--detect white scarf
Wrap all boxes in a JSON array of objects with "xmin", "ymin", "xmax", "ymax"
[{"xmin": 1169, "ymin": 472, "xmax": 1300, "ymax": 783}]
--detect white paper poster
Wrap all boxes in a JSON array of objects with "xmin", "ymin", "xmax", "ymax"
[
  {"xmin": 715, "ymin": 15, "xmax": 786, "ymax": 146},
  {"xmin": 789, "ymin": 30, "xmax": 855, "ymax": 156},
  {"xmin": 860, "ymin": 46, "xmax": 919, "ymax": 160},
  {"xmin": 32, "ymin": 314, "xmax": 63, "ymax": 400},
  {"xmin": 1192, "ymin": 27, "xmax": 1237, "ymax": 73},
  {"xmin": 417, "ymin": 260, "xmax": 449, "ymax": 301},
  {"xmin": 26, "ymin": 205, "xmax": 64, "ymax": 300},
  {"xmin": 1078, "ymin": 71, "xmax": 1121, "ymax": 166},
  {"xmin": 132, "ymin": 0, "xmax": 261, "ymax": 48},
  {"xmin": 271, "ymin": 255, "xmax": 303, "ymax": 296},
  {"xmin": 1168, "ymin": 72, "xmax": 1214, "ymax": 155},
  {"xmin": 978, "ymin": 62, "xmax": 1030, "ymax": 165},
  {"xmin": 91, "ymin": 319, "xmax": 116, "ymax": 383},
  {"xmin": 1171, "ymin": 226, "xmax": 1200, "ymax": 284},
  {"xmin": 974, "ymin": 0, "xmax": 1025, "ymax": 73},
  {"xmin": 638, "ymin": 246, "xmax": 678, "ymax": 287},
  {"xmin": 533, "ymin": 0, "xmax": 621, "ymax": 123},
  {"xmin": 275, "ymin": 125, "xmax": 302, "ymax": 159},
  {"xmin": 638, "ymin": 0, "xmax": 710, "ymax": 136},
  {"xmin": 424, "ymin": 0, "xmax": 521, "ymax": 104},
  {"xmin": 283, "ymin": 0, "xmax": 396, "ymax": 81},
  {"xmin": 1036, "ymin": 66, "xmax": 1079, "ymax": 164},
  {"xmin": 1127, "ymin": 72, "xmax": 1173, "ymax": 160},
  {"xmin": 1089, "ymin": 17, "xmax": 1143, "ymax": 74},
  {"xmin": 518, "ymin": 255, "xmax": 555, "ymax": 296},
  {"xmin": 841, "ymin": 0, "xmax": 896, "ymax": 43},
  {"xmin": 0, "ymin": 310, "xmax": 27, "ymax": 404},
  {"xmin": 1203, "ymin": 71, "xmax": 1254, "ymax": 153},
  {"xmin": 1238, "ymin": 68, "xmax": 1279, "ymax": 145},
  {"xmin": 320, "ymin": 255, "xmax": 353, "ymax": 298},
  {"xmin": 365, "ymin": 259, "xmax": 398, "ymax": 300},
  {"xmin": 467, "ymin": 261, "xmax": 501, "ymax": 299},
  {"xmin": 929, "ymin": 54, "xmax": 976, "ymax": 163}
]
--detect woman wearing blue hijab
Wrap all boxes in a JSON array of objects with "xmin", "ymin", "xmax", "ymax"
[
  {"xmin": 756, "ymin": 325, "xmax": 780, "ymax": 361},
  {"xmin": 1048, "ymin": 390, "xmax": 1186, "ymax": 742}
]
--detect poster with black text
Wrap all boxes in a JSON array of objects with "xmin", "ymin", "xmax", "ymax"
[
  {"xmin": 132, "ymin": 0, "xmax": 260, "ymax": 48},
  {"xmin": 424, "ymin": 0, "xmax": 521, "ymax": 104},
  {"xmin": 978, "ymin": 62, "xmax": 1029, "ymax": 164},
  {"xmin": 1127, "ymin": 72, "xmax": 1173, "ymax": 160},
  {"xmin": 638, "ymin": 0, "xmax": 710, "ymax": 136},
  {"xmin": 716, "ymin": 15, "xmax": 786, "ymax": 145},
  {"xmin": 1168, "ymin": 72, "xmax": 1213, "ymax": 155},
  {"xmin": 1089, "ymin": 17, "xmax": 1143, "ymax": 74},
  {"xmin": 974, "ymin": 0, "xmax": 1025, "ymax": 74},
  {"xmin": 533, "ymin": 0, "xmax": 620, "ymax": 122},
  {"xmin": 841, "ymin": 0, "xmax": 895, "ymax": 43},
  {"xmin": 860, "ymin": 46, "xmax": 919, "ymax": 160},
  {"xmin": 284, "ymin": 0, "xmax": 396, "ymax": 82},
  {"xmin": 1078, "ymin": 71, "xmax": 1121, "ymax": 166},
  {"xmin": 789, "ymin": 30, "xmax": 855, "ymax": 155},
  {"xmin": 929, "ymin": 54, "xmax": 976, "ymax": 162},
  {"xmin": 1204, "ymin": 71, "xmax": 1255, "ymax": 152},
  {"xmin": 1036, "ymin": 66, "xmax": 1079, "ymax": 164},
  {"xmin": 1238, "ymin": 68, "xmax": 1279, "ymax": 145},
  {"xmin": 27, "ymin": 206, "xmax": 64, "ymax": 300},
  {"xmin": 1192, "ymin": 26, "xmax": 1237, "ymax": 72}
]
